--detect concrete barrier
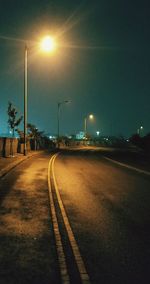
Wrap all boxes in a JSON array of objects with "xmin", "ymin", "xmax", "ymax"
[
  {"xmin": 0, "ymin": 137, "xmax": 38, "ymax": 157},
  {"xmin": 0, "ymin": 137, "xmax": 20, "ymax": 157},
  {"xmin": 0, "ymin": 138, "xmax": 4, "ymax": 156},
  {"xmin": 18, "ymin": 141, "xmax": 31, "ymax": 154},
  {"xmin": 4, "ymin": 138, "xmax": 18, "ymax": 157}
]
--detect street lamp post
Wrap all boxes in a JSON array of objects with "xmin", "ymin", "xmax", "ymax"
[
  {"xmin": 24, "ymin": 45, "xmax": 28, "ymax": 156},
  {"xmin": 57, "ymin": 102, "xmax": 61, "ymax": 147},
  {"xmin": 1, "ymin": 35, "xmax": 57, "ymax": 156},
  {"xmin": 23, "ymin": 35, "xmax": 57, "ymax": 156},
  {"xmin": 137, "ymin": 125, "xmax": 144, "ymax": 136},
  {"xmin": 57, "ymin": 100, "xmax": 70, "ymax": 148},
  {"xmin": 84, "ymin": 117, "xmax": 87, "ymax": 139},
  {"xmin": 84, "ymin": 114, "xmax": 94, "ymax": 139}
]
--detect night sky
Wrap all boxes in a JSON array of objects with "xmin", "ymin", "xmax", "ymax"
[{"xmin": 0, "ymin": 0, "xmax": 150, "ymax": 137}]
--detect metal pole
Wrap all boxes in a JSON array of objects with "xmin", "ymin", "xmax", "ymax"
[
  {"xmin": 24, "ymin": 45, "xmax": 28, "ymax": 156},
  {"xmin": 57, "ymin": 103, "xmax": 60, "ymax": 148},
  {"xmin": 84, "ymin": 117, "xmax": 87, "ymax": 139},
  {"xmin": 57, "ymin": 101, "xmax": 70, "ymax": 148}
]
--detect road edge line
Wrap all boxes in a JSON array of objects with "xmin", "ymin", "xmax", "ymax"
[
  {"xmin": 52, "ymin": 154, "xmax": 91, "ymax": 284},
  {"xmin": 48, "ymin": 154, "xmax": 70, "ymax": 284},
  {"xmin": 103, "ymin": 156, "xmax": 150, "ymax": 176}
]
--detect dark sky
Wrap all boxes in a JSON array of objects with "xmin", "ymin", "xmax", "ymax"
[{"xmin": 0, "ymin": 0, "xmax": 150, "ymax": 137}]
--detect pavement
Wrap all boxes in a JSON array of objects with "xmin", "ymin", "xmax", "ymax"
[
  {"xmin": 0, "ymin": 151, "xmax": 44, "ymax": 178},
  {"xmin": 1, "ymin": 146, "xmax": 150, "ymax": 178}
]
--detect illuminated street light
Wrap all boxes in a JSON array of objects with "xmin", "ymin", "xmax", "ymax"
[
  {"xmin": 96, "ymin": 131, "xmax": 100, "ymax": 136},
  {"xmin": 89, "ymin": 114, "xmax": 94, "ymax": 120},
  {"xmin": 57, "ymin": 100, "xmax": 70, "ymax": 148},
  {"xmin": 84, "ymin": 114, "xmax": 94, "ymax": 139},
  {"xmin": 0, "ymin": 35, "xmax": 57, "ymax": 156},
  {"xmin": 40, "ymin": 35, "xmax": 56, "ymax": 53},
  {"xmin": 24, "ymin": 35, "xmax": 57, "ymax": 156},
  {"xmin": 137, "ymin": 125, "xmax": 144, "ymax": 136}
]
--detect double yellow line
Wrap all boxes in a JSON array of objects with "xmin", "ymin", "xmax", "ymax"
[{"xmin": 48, "ymin": 153, "xmax": 91, "ymax": 284}]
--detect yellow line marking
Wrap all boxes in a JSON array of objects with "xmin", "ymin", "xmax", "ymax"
[
  {"xmin": 52, "ymin": 153, "xmax": 91, "ymax": 284},
  {"xmin": 48, "ymin": 154, "xmax": 70, "ymax": 284}
]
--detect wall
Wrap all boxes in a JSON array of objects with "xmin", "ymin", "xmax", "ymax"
[
  {"xmin": 18, "ymin": 141, "xmax": 31, "ymax": 154},
  {"xmin": 0, "ymin": 138, "xmax": 4, "ymax": 156},
  {"xmin": 0, "ymin": 137, "xmax": 21, "ymax": 157}
]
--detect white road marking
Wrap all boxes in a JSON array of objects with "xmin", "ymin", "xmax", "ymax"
[
  {"xmin": 103, "ymin": 156, "xmax": 150, "ymax": 176},
  {"xmin": 52, "ymin": 153, "xmax": 91, "ymax": 284},
  {"xmin": 48, "ymin": 154, "xmax": 70, "ymax": 284}
]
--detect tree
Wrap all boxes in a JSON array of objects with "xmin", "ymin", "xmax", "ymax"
[
  {"xmin": 7, "ymin": 102, "xmax": 23, "ymax": 156},
  {"xmin": 7, "ymin": 102, "xmax": 23, "ymax": 137},
  {"xmin": 27, "ymin": 123, "xmax": 44, "ymax": 150}
]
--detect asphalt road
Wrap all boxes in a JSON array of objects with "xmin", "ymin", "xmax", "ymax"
[
  {"xmin": 0, "ymin": 149, "xmax": 150, "ymax": 284},
  {"xmin": 54, "ymin": 149, "xmax": 150, "ymax": 284}
]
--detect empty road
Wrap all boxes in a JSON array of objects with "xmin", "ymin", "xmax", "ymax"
[{"xmin": 0, "ymin": 149, "xmax": 150, "ymax": 284}]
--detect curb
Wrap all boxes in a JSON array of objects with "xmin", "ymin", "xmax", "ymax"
[{"xmin": 0, "ymin": 151, "xmax": 44, "ymax": 178}]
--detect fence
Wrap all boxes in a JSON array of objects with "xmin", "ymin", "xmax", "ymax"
[{"xmin": 0, "ymin": 137, "xmax": 31, "ymax": 157}]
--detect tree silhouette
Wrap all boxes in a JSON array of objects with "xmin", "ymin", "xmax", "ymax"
[
  {"xmin": 7, "ymin": 102, "xmax": 23, "ymax": 156},
  {"xmin": 7, "ymin": 102, "xmax": 23, "ymax": 137},
  {"xmin": 27, "ymin": 123, "xmax": 44, "ymax": 150}
]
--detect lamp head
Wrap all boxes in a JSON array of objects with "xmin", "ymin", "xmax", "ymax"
[
  {"xmin": 40, "ymin": 35, "xmax": 56, "ymax": 53},
  {"xmin": 89, "ymin": 114, "xmax": 94, "ymax": 120}
]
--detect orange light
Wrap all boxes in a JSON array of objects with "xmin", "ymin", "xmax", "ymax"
[{"xmin": 40, "ymin": 36, "xmax": 56, "ymax": 53}]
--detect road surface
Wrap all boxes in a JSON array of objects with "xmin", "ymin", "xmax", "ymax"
[{"xmin": 0, "ymin": 149, "xmax": 150, "ymax": 284}]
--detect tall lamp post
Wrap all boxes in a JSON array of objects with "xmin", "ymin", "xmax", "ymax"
[
  {"xmin": 0, "ymin": 35, "xmax": 57, "ymax": 156},
  {"xmin": 137, "ymin": 125, "xmax": 144, "ymax": 136},
  {"xmin": 24, "ymin": 45, "xmax": 28, "ymax": 156},
  {"xmin": 23, "ymin": 35, "xmax": 57, "ymax": 156},
  {"xmin": 84, "ymin": 114, "xmax": 94, "ymax": 139},
  {"xmin": 57, "ymin": 100, "xmax": 70, "ymax": 148}
]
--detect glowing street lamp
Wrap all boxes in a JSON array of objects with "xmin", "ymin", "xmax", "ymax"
[
  {"xmin": 40, "ymin": 35, "xmax": 57, "ymax": 53},
  {"xmin": 89, "ymin": 114, "xmax": 94, "ymax": 120},
  {"xmin": 84, "ymin": 114, "xmax": 94, "ymax": 139},
  {"xmin": 137, "ymin": 125, "xmax": 144, "ymax": 136},
  {"xmin": 24, "ymin": 35, "xmax": 57, "ymax": 156},
  {"xmin": 0, "ymin": 35, "xmax": 57, "ymax": 156}
]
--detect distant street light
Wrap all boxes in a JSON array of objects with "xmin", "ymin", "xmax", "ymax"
[
  {"xmin": 96, "ymin": 131, "xmax": 100, "ymax": 136},
  {"xmin": 57, "ymin": 100, "xmax": 70, "ymax": 148},
  {"xmin": 89, "ymin": 114, "xmax": 94, "ymax": 120},
  {"xmin": 84, "ymin": 114, "xmax": 94, "ymax": 139},
  {"xmin": 137, "ymin": 125, "xmax": 144, "ymax": 136}
]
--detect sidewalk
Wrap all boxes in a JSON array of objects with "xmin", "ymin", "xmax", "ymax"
[
  {"xmin": 0, "ymin": 151, "xmax": 43, "ymax": 178},
  {"xmin": 0, "ymin": 149, "xmax": 59, "ymax": 284}
]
